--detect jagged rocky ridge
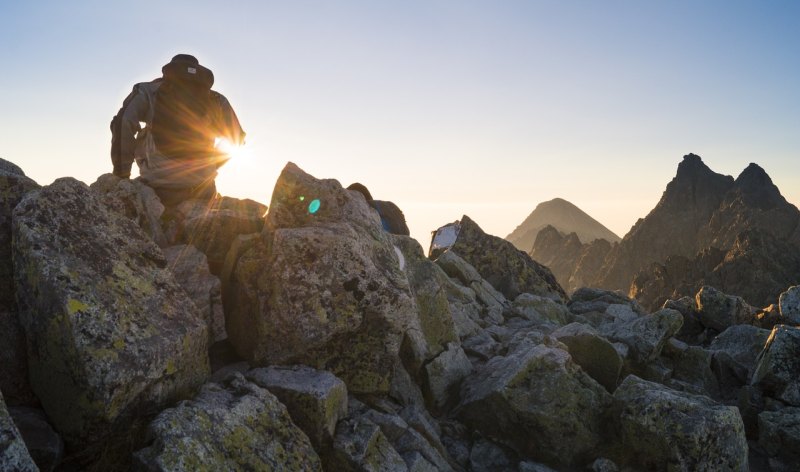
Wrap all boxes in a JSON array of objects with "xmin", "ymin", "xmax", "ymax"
[
  {"xmin": 2, "ymin": 157, "xmax": 800, "ymax": 471},
  {"xmin": 506, "ymin": 197, "xmax": 621, "ymax": 253},
  {"xmin": 531, "ymin": 153, "xmax": 800, "ymax": 311}
]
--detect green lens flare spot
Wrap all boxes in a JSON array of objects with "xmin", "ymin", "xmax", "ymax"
[
  {"xmin": 308, "ymin": 199, "xmax": 321, "ymax": 214},
  {"xmin": 299, "ymin": 196, "xmax": 305, "ymax": 201}
]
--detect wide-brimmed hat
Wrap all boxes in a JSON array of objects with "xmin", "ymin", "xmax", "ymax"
[{"xmin": 162, "ymin": 54, "xmax": 214, "ymax": 88}]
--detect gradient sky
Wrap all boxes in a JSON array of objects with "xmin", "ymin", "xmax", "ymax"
[{"xmin": 2, "ymin": 1, "xmax": 799, "ymax": 248}]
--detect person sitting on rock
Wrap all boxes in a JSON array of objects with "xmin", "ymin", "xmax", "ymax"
[
  {"xmin": 347, "ymin": 183, "xmax": 410, "ymax": 236},
  {"xmin": 110, "ymin": 54, "xmax": 245, "ymax": 206}
]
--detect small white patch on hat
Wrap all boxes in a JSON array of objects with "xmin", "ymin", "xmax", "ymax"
[{"xmin": 187, "ymin": 67, "xmax": 197, "ymax": 74}]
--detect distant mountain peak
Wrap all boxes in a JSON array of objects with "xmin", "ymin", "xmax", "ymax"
[
  {"xmin": 675, "ymin": 153, "xmax": 715, "ymax": 180},
  {"xmin": 731, "ymin": 162, "xmax": 787, "ymax": 210},
  {"xmin": 506, "ymin": 198, "xmax": 620, "ymax": 252}
]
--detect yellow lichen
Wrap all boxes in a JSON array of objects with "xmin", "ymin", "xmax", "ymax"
[{"xmin": 67, "ymin": 298, "xmax": 89, "ymax": 315}]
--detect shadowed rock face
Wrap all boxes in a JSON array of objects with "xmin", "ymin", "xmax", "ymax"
[
  {"xmin": 597, "ymin": 154, "xmax": 736, "ymax": 291},
  {"xmin": 0, "ymin": 161, "xmax": 40, "ymax": 406},
  {"xmin": 444, "ymin": 215, "xmax": 568, "ymax": 302},
  {"xmin": 506, "ymin": 197, "xmax": 621, "ymax": 253},
  {"xmin": 12, "ymin": 178, "xmax": 209, "ymax": 446},
  {"xmin": 530, "ymin": 225, "xmax": 614, "ymax": 294},
  {"xmin": 547, "ymin": 154, "xmax": 800, "ymax": 310}
]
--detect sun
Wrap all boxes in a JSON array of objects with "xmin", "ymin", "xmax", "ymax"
[{"xmin": 214, "ymin": 137, "xmax": 252, "ymax": 162}]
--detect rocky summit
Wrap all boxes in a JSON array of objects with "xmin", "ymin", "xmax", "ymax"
[
  {"xmin": 0, "ymin": 156, "xmax": 798, "ymax": 471},
  {"xmin": 534, "ymin": 153, "xmax": 800, "ymax": 311}
]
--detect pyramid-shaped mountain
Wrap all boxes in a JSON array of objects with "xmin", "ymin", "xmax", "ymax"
[{"xmin": 506, "ymin": 198, "xmax": 620, "ymax": 252}]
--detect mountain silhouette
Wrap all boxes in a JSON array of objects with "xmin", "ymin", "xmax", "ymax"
[{"xmin": 506, "ymin": 198, "xmax": 620, "ymax": 252}]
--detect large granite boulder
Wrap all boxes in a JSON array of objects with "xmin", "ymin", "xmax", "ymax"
[
  {"xmin": 12, "ymin": 178, "xmax": 209, "ymax": 445},
  {"xmin": 163, "ymin": 244, "xmax": 226, "ymax": 342},
  {"xmin": 173, "ymin": 196, "xmax": 267, "ymax": 274},
  {"xmin": 611, "ymin": 375, "xmax": 748, "ymax": 471},
  {"xmin": 224, "ymin": 163, "xmax": 418, "ymax": 395},
  {"xmin": 458, "ymin": 343, "xmax": 612, "ymax": 468},
  {"xmin": 0, "ymin": 160, "xmax": 39, "ymax": 406},
  {"xmin": 0, "ymin": 390, "xmax": 37, "ymax": 471},
  {"xmin": 245, "ymin": 365, "xmax": 348, "ymax": 451},
  {"xmin": 134, "ymin": 372, "xmax": 321, "ymax": 471},
  {"xmin": 433, "ymin": 216, "xmax": 567, "ymax": 302},
  {"xmin": 552, "ymin": 322, "xmax": 622, "ymax": 392},
  {"xmin": 709, "ymin": 325, "xmax": 771, "ymax": 382},
  {"xmin": 90, "ymin": 174, "xmax": 168, "ymax": 247},
  {"xmin": 695, "ymin": 285, "xmax": 755, "ymax": 332},
  {"xmin": 599, "ymin": 308, "xmax": 683, "ymax": 365},
  {"xmin": 751, "ymin": 325, "xmax": 800, "ymax": 406}
]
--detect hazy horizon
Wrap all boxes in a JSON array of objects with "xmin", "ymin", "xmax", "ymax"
[{"xmin": 2, "ymin": 1, "xmax": 798, "ymax": 247}]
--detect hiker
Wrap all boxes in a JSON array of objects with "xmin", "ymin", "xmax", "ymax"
[
  {"xmin": 110, "ymin": 54, "xmax": 245, "ymax": 206},
  {"xmin": 347, "ymin": 183, "xmax": 410, "ymax": 236}
]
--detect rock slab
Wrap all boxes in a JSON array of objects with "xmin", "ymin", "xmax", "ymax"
[
  {"xmin": 12, "ymin": 178, "xmax": 209, "ymax": 445},
  {"xmin": 134, "ymin": 373, "xmax": 321, "ymax": 471}
]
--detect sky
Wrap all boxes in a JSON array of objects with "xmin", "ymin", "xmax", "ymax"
[{"xmin": 2, "ymin": 1, "xmax": 799, "ymax": 248}]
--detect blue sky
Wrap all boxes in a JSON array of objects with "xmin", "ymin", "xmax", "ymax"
[{"xmin": 2, "ymin": 1, "xmax": 798, "ymax": 246}]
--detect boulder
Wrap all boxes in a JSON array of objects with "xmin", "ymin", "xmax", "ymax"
[
  {"xmin": 458, "ymin": 343, "xmax": 612, "ymax": 468},
  {"xmin": 434, "ymin": 249, "xmax": 508, "ymax": 314},
  {"xmin": 664, "ymin": 296, "xmax": 707, "ymax": 344},
  {"xmin": 12, "ymin": 178, "xmax": 209, "ymax": 445},
  {"xmin": 8, "ymin": 407, "xmax": 63, "ymax": 472},
  {"xmin": 439, "ymin": 276, "xmax": 483, "ymax": 340},
  {"xmin": 422, "ymin": 342, "xmax": 473, "ymax": 411},
  {"xmin": 352, "ymin": 405, "xmax": 453, "ymax": 471},
  {"xmin": 468, "ymin": 437, "xmax": 515, "ymax": 472},
  {"xmin": 173, "ymin": 196, "xmax": 266, "ymax": 274},
  {"xmin": 0, "ymin": 390, "xmax": 37, "ymax": 471},
  {"xmin": 392, "ymin": 235, "xmax": 459, "ymax": 367},
  {"xmin": 511, "ymin": 293, "xmax": 570, "ymax": 326},
  {"xmin": 90, "ymin": 174, "xmax": 168, "ymax": 247},
  {"xmin": 163, "ymin": 244, "xmax": 226, "ymax": 342},
  {"xmin": 666, "ymin": 345, "xmax": 720, "ymax": 398},
  {"xmin": 0, "ymin": 162, "xmax": 39, "ymax": 406},
  {"xmin": 134, "ymin": 373, "xmax": 321, "ymax": 471},
  {"xmin": 758, "ymin": 407, "xmax": 800, "ymax": 470},
  {"xmin": 709, "ymin": 324, "xmax": 771, "ymax": 380},
  {"xmin": 568, "ymin": 288, "xmax": 645, "ymax": 316},
  {"xmin": 552, "ymin": 322, "xmax": 622, "ymax": 392},
  {"xmin": 751, "ymin": 325, "xmax": 800, "ymax": 406},
  {"xmin": 330, "ymin": 415, "xmax": 408, "ymax": 472},
  {"xmin": 434, "ymin": 216, "xmax": 567, "ymax": 302},
  {"xmin": 245, "ymin": 365, "xmax": 348, "ymax": 450},
  {"xmin": 611, "ymin": 375, "xmax": 748, "ymax": 471},
  {"xmin": 599, "ymin": 308, "xmax": 683, "ymax": 365},
  {"xmin": 695, "ymin": 285, "xmax": 754, "ymax": 332},
  {"xmin": 779, "ymin": 285, "xmax": 800, "ymax": 324},
  {"xmin": 224, "ymin": 163, "xmax": 417, "ymax": 395}
]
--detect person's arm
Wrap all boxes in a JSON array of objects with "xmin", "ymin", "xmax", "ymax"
[
  {"xmin": 111, "ymin": 86, "xmax": 149, "ymax": 178},
  {"xmin": 213, "ymin": 93, "xmax": 246, "ymax": 145}
]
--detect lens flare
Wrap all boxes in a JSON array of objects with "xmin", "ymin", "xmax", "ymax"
[
  {"xmin": 214, "ymin": 137, "xmax": 249, "ymax": 161},
  {"xmin": 308, "ymin": 199, "xmax": 321, "ymax": 214}
]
